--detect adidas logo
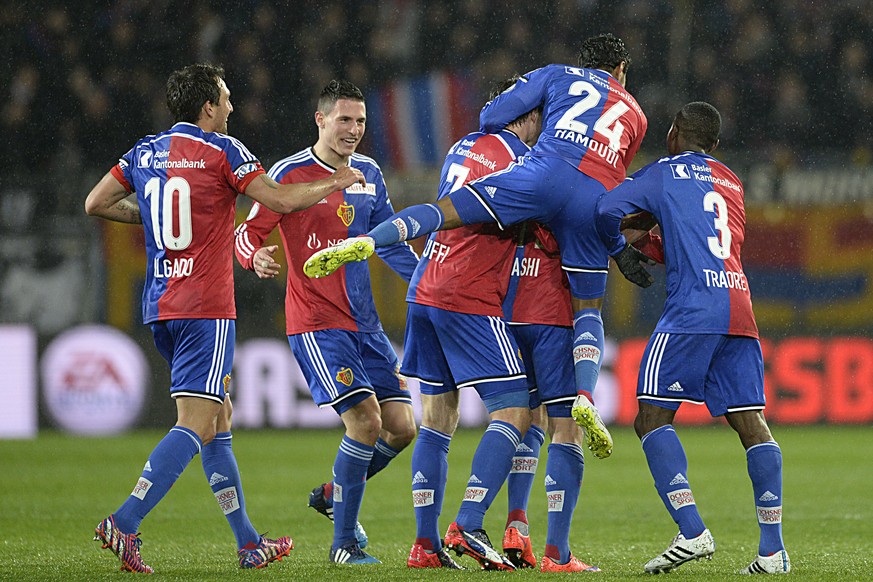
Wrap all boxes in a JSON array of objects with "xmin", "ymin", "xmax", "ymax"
[
  {"xmin": 143, "ymin": 461, "xmax": 152, "ymax": 472},
  {"xmin": 208, "ymin": 472, "xmax": 228, "ymax": 486},
  {"xmin": 468, "ymin": 474, "xmax": 482, "ymax": 484},
  {"xmin": 409, "ymin": 217, "xmax": 421, "ymax": 237},
  {"xmin": 516, "ymin": 443, "xmax": 534, "ymax": 453},
  {"xmin": 485, "ymin": 186, "xmax": 497, "ymax": 198},
  {"xmin": 669, "ymin": 473, "xmax": 688, "ymax": 485},
  {"xmin": 667, "ymin": 381, "xmax": 683, "ymax": 392},
  {"xmin": 575, "ymin": 332, "xmax": 597, "ymax": 343},
  {"xmin": 544, "ymin": 475, "xmax": 557, "ymax": 486},
  {"xmin": 759, "ymin": 491, "xmax": 779, "ymax": 502},
  {"xmin": 412, "ymin": 471, "xmax": 428, "ymax": 484}
]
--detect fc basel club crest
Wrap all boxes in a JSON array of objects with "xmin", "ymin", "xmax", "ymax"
[
  {"xmin": 337, "ymin": 203, "xmax": 355, "ymax": 227},
  {"xmin": 222, "ymin": 374, "xmax": 232, "ymax": 393},
  {"xmin": 336, "ymin": 367, "xmax": 354, "ymax": 386}
]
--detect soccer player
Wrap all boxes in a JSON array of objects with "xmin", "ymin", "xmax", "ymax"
[
  {"xmin": 305, "ymin": 33, "xmax": 648, "ymax": 460},
  {"xmin": 595, "ymin": 102, "xmax": 790, "ymax": 575},
  {"xmin": 234, "ymin": 80, "xmax": 418, "ymax": 565},
  {"xmin": 500, "ymin": 221, "xmax": 600, "ymax": 572},
  {"xmin": 84, "ymin": 63, "xmax": 365, "ymax": 574},
  {"xmin": 402, "ymin": 85, "xmax": 542, "ymax": 572}
]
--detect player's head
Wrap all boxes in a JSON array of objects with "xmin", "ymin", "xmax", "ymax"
[
  {"xmin": 166, "ymin": 63, "xmax": 232, "ymax": 133},
  {"xmin": 578, "ymin": 33, "xmax": 631, "ymax": 86},
  {"xmin": 668, "ymin": 101, "xmax": 721, "ymax": 155},
  {"xmin": 489, "ymin": 76, "xmax": 543, "ymax": 146},
  {"xmin": 315, "ymin": 80, "xmax": 367, "ymax": 163}
]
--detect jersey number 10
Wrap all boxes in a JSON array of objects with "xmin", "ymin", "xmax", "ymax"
[{"xmin": 144, "ymin": 176, "xmax": 193, "ymax": 251}]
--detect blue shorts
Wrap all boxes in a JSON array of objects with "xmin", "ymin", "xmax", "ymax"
[
  {"xmin": 637, "ymin": 332, "xmax": 766, "ymax": 416},
  {"xmin": 451, "ymin": 154, "xmax": 609, "ymax": 299},
  {"xmin": 401, "ymin": 303, "xmax": 529, "ymax": 412},
  {"xmin": 510, "ymin": 323, "xmax": 575, "ymax": 417},
  {"xmin": 151, "ymin": 318, "xmax": 234, "ymax": 404},
  {"xmin": 288, "ymin": 329, "xmax": 412, "ymax": 414}
]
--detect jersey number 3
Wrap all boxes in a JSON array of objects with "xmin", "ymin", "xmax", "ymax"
[
  {"xmin": 144, "ymin": 176, "xmax": 193, "ymax": 251},
  {"xmin": 704, "ymin": 190, "xmax": 731, "ymax": 259}
]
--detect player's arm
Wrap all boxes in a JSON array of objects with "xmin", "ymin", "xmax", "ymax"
[
  {"xmin": 480, "ymin": 68, "xmax": 547, "ymax": 133},
  {"xmin": 84, "ymin": 172, "xmax": 141, "ymax": 224},
  {"xmin": 370, "ymin": 177, "xmax": 420, "ymax": 282},
  {"xmin": 244, "ymin": 166, "xmax": 365, "ymax": 213},
  {"xmin": 234, "ymin": 202, "xmax": 283, "ymax": 278}
]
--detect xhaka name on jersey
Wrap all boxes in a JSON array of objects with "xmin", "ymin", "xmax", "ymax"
[
  {"xmin": 153, "ymin": 257, "xmax": 194, "ymax": 278},
  {"xmin": 512, "ymin": 256, "xmax": 541, "ymax": 277},
  {"xmin": 703, "ymin": 268, "xmax": 748, "ymax": 290},
  {"xmin": 422, "ymin": 238, "xmax": 451, "ymax": 264}
]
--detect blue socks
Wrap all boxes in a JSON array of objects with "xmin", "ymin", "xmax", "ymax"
[
  {"xmin": 506, "ymin": 424, "xmax": 545, "ymax": 530},
  {"xmin": 366, "ymin": 437, "xmax": 401, "ymax": 480},
  {"xmin": 641, "ymin": 425, "xmax": 706, "ymax": 538},
  {"xmin": 114, "ymin": 426, "xmax": 202, "ymax": 534},
  {"xmin": 747, "ymin": 441, "xmax": 785, "ymax": 555},
  {"xmin": 573, "ymin": 309, "xmax": 604, "ymax": 397},
  {"xmin": 368, "ymin": 203, "xmax": 444, "ymax": 246},
  {"xmin": 411, "ymin": 426, "xmax": 452, "ymax": 551},
  {"xmin": 201, "ymin": 432, "xmax": 260, "ymax": 549},
  {"xmin": 456, "ymin": 420, "xmax": 522, "ymax": 531},
  {"xmin": 543, "ymin": 442, "xmax": 585, "ymax": 563},
  {"xmin": 332, "ymin": 435, "xmax": 374, "ymax": 549}
]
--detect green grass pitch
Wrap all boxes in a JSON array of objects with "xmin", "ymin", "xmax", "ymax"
[{"xmin": 1, "ymin": 426, "xmax": 872, "ymax": 580}]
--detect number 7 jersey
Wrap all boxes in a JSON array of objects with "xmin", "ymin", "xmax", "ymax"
[{"xmin": 110, "ymin": 122, "xmax": 266, "ymax": 324}]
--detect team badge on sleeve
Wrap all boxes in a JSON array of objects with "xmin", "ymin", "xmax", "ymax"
[
  {"xmin": 337, "ymin": 203, "xmax": 355, "ymax": 227},
  {"xmin": 335, "ymin": 367, "xmax": 354, "ymax": 386}
]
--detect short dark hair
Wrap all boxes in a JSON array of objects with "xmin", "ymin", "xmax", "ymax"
[
  {"xmin": 489, "ymin": 75, "xmax": 542, "ymax": 125},
  {"xmin": 318, "ymin": 80, "xmax": 365, "ymax": 114},
  {"xmin": 674, "ymin": 102, "xmax": 721, "ymax": 150},
  {"xmin": 578, "ymin": 33, "xmax": 631, "ymax": 71},
  {"xmin": 166, "ymin": 63, "xmax": 225, "ymax": 124}
]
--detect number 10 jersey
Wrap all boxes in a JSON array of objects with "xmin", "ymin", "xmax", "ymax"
[{"xmin": 110, "ymin": 122, "xmax": 265, "ymax": 323}]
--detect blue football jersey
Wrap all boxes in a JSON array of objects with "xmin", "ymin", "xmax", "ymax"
[{"xmin": 595, "ymin": 152, "xmax": 758, "ymax": 338}]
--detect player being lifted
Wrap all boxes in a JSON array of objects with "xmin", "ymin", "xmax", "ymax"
[
  {"xmin": 305, "ymin": 33, "xmax": 648, "ymax": 459},
  {"xmin": 595, "ymin": 102, "xmax": 790, "ymax": 575},
  {"xmin": 234, "ymin": 80, "xmax": 418, "ymax": 565},
  {"xmin": 85, "ymin": 64, "xmax": 365, "ymax": 573}
]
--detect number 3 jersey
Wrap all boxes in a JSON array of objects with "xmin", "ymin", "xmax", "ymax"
[
  {"xmin": 480, "ymin": 64, "xmax": 647, "ymax": 190},
  {"xmin": 595, "ymin": 152, "xmax": 758, "ymax": 338},
  {"xmin": 234, "ymin": 148, "xmax": 419, "ymax": 335},
  {"xmin": 110, "ymin": 122, "xmax": 266, "ymax": 324}
]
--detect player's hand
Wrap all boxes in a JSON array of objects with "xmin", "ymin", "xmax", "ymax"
[
  {"xmin": 253, "ymin": 245, "xmax": 281, "ymax": 279},
  {"xmin": 332, "ymin": 166, "xmax": 366, "ymax": 190},
  {"xmin": 613, "ymin": 243, "xmax": 655, "ymax": 288}
]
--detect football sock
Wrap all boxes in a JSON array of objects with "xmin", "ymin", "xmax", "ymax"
[
  {"xmin": 366, "ymin": 437, "xmax": 401, "ymax": 480},
  {"xmin": 641, "ymin": 425, "xmax": 706, "ymax": 538},
  {"xmin": 746, "ymin": 441, "xmax": 785, "ymax": 555},
  {"xmin": 506, "ymin": 424, "xmax": 545, "ymax": 531},
  {"xmin": 456, "ymin": 420, "xmax": 521, "ymax": 531},
  {"xmin": 331, "ymin": 435, "xmax": 374, "ymax": 549},
  {"xmin": 572, "ymin": 309, "xmax": 604, "ymax": 396},
  {"xmin": 114, "ymin": 426, "xmax": 201, "ymax": 534},
  {"xmin": 368, "ymin": 203, "xmax": 443, "ymax": 247},
  {"xmin": 201, "ymin": 432, "xmax": 260, "ymax": 549},
  {"xmin": 544, "ymin": 442, "xmax": 585, "ymax": 564},
  {"xmin": 411, "ymin": 426, "xmax": 452, "ymax": 551}
]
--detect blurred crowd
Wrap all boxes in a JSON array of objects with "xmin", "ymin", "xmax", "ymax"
[{"xmin": 2, "ymin": 0, "xmax": 872, "ymax": 209}]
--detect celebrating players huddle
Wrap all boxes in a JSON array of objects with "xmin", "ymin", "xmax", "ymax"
[{"xmin": 85, "ymin": 32, "xmax": 789, "ymax": 576}]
